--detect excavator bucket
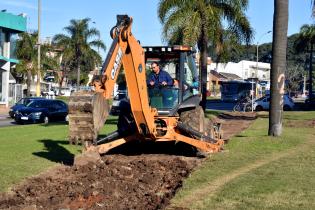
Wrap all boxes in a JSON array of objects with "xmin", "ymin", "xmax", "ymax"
[
  {"xmin": 68, "ymin": 90, "xmax": 110, "ymax": 148},
  {"xmin": 69, "ymin": 90, "xmax": 111, "ymax": 165}
]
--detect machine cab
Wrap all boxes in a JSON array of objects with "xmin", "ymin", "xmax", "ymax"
[{"xmin": 144, "ymin": 46, "xmax": 200, "ymax": 115}]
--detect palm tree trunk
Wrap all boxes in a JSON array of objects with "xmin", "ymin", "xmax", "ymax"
[
  {"xmin": 309, "ymin": 43, "xmax": 313, "ymax": 101},
  {"xmin": 59, "ymin": 75, "xmax": 65, "ymax": 95},
  {"xmin": 268, "ymin": 0, "xmax": 288, "ymax": 136},
  {"xmin": 76, "ymin": 58, "xmax": 81, "ymax": 87},
  {"xmin": 26, "ymin": 70, "xmax": 32, "ymax": 97},
  {"xmin": 198, "ymin": 31, "xmax": 208, "ymax": 111}
]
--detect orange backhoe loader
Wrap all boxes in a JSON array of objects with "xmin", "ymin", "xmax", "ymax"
[{"xmin": 68, "ymin": 15, "xmax": 224, "ymax": 158}]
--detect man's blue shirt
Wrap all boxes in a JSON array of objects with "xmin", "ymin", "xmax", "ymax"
[{"xmin": 147, "ymin": 70, "xmax": 173, "ymax": 87}]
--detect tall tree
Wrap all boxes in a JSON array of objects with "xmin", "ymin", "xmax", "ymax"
[
  {"xmin": 268, "ymin": 0, "xmax": 288, "ymax": 136},
  {"xmin": 15, "ymin": 32, "xmax": 38, "ymax": 96},
  {"xmin": 158, "ymin": 0, "xmax": 253, "ymax": 110},
  {"xmin": 294, "ymin": 24, "xmax": 315, "ymax": 101},
  {"xmin": 53, "ymin": 18, "xmax": 105, "ymax": 87}
]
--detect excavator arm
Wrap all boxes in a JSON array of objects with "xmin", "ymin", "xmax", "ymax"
[
  {"xmin": 69, "ymin": 15, "xmax": 224, "ymax": 159},
  {"xmin": 69, "ymin": 15, "xmax": 156, "ymax": 147}
]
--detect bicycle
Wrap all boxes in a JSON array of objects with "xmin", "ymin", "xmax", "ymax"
[{"xmin": 233, "ymin": 96, "xmax": 253, "ymax": 112}]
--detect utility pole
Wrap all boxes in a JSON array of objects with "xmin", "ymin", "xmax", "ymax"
[
  {"xmin": 253, "ymin": 30, "xmax": 272, "ymax": 111},
  {"xmin": 36, "ymin": 0, "xmax": 41, "ymax": 96}
]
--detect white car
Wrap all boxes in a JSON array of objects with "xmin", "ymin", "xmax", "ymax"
[{"xmin": 254, "ymin": 94, "xmax": 295, "ymax": 111}]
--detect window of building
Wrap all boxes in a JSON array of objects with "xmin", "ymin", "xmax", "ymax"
[
  {"xmin": 10, "ymin": 33, "xmax": 18, "ymax": 59},
  {"xmin": 0, "ymin": 29, "xmax": 4, "ymax": 56}
]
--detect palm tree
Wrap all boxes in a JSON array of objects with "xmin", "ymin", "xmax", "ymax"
[
  {"xmin": 15, "ymin": 32, "xmax": 38, "ymax": 96},
  {"xmin": 53, "ymin": 18, "xmax": 105, "ymax": 87},
  {"xmin": 268, "ymin": 0, "xmax": 288, "ymax": 136},
  {"xmin": 294, "ymin": 24, "xmax": 315, "ymax": 102},
  {"xmin": 158, "ymin": 0, "xmax": 253, "ymax": 110}
]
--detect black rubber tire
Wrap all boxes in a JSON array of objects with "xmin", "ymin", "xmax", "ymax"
[
  {"xmin": 179, "ymin": 106, "xmax": 213, "ymax": 156},
  {"xmin": 283, "ymin": 105, "xmax": 291, "ymax": 111},
  {"xmin": 117, "ymin": 100, "xmax": 136, "ymax": 136},
  {"xmin": 255, "ymin": 105, "xmax": 263, "ymax": 112},
  {"xmin": 244, "ymin": 104, "xmax": 252, "ymax": 112},
  {"xmin": 180, "ymin": 106, "xmax": 205, "ymax": 134}
]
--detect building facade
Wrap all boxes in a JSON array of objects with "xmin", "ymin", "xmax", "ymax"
[
  {"xmin": 0, "ymin": 11, "xmax": 26, "ymax": 107},
  {"xmin": 209, "ymin": 60, "xmax": 271, "ymax": 81},
  {"xmin": 208, "ymin": 60, "xmax": 271, "ymax": 98}
]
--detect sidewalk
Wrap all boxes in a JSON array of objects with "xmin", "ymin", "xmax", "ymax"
[{"xmin": 0, "ymin": 107, "xmax": 10, "ymax": 120}]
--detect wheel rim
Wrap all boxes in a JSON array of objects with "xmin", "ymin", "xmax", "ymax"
[{"xmin": 44, "ymin": 116, "xmax": 49, "ymax": 124}]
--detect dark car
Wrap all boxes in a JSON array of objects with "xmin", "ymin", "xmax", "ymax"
[
  {"xmin": 110, "ymin": 91, "xmax": 128, "ymax": 115},
  {"xmin": 305, "ymin": 95, "xmax": 315, "ymax": 110},
  {"xmin": 9, "ymin": 97, "xmax": 44, "ymax": 118},
  {"xmin": 14, "ymin": 99, "xmax": 68, "ymax": 124}
]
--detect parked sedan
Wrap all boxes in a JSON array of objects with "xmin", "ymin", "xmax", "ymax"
[
  {"xmin": 254, "ymin": 94, "xmax": 295, "ymax": 111},
  {"xmin": 14, "ymin": 99, "xmax": 68, "ymax": 124},
  {"xmin": 9, "ymin": 97, "xmax": 44, "ymax": 118},
  {"xmin": 110, "ymin": 91, "xmax": 128, "ymax": 115},
  {"xmin": 305, "ymin": 95, "xmax": 315, "ymax": 110}
]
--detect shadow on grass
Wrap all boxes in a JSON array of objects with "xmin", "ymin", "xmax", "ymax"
[
  {"xmin": 218, "ymin": 113, "xmax": 257, "ymax": 121},
  {"xmin": 33, "ymin": 139, "xmax": 75, "ymax": 166},
  {"xmin": 39, "ymin": 122, "xmax": 68, "ymax": 127},
  {"xmin": 205, "ymin": 110, "xmax": 223, "ymax": 117}
]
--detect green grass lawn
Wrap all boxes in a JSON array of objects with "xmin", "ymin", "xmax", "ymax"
[
  {"xmin": 1, "ymin": 111, "xmax": 315, "ymax": 210},
  {"xmin": 169, "ymin": 111, "xmax": 315, "ymax": 210},
  {"xmin": 0, "ymin": 116, "xmax": 117, "ymax": 192}
]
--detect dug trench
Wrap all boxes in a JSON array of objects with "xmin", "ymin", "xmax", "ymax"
[{"xmin": 0, "ymin": 112, "xmax": 256, "ymax": 210}]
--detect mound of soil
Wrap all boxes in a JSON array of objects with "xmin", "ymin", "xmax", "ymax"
[
  {"xmin": 0, "ymin": 155, "xmax": 199, "ymax": 210},
  {"xmin": 0, "ymin": 112, "xmax": 256, "ymax": 210}
]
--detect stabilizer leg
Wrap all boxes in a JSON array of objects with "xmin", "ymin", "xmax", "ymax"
[{"xmin": 157, "ymin": 133, "xmax": 224, "ymax": 154}]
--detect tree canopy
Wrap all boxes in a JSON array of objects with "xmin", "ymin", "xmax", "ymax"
[
  {"xmin": 158, "ymin": 0, "xmax": 253, "ymax": 109},
  {"xmin": 53, "ymin": 18, "xmax": 105, "ymax": 86}
]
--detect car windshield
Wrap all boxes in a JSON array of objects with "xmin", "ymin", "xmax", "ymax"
[
  {"xmin": 256, "ymin": 96, "xmax": 266, "ymax": 101},
  {"xmin": 16, "ymin": 98, "xmax": 31, "ymax": 105},
  {"xmin": 26, "ymin": 100, "xmax": 45, "ymax": 108}
]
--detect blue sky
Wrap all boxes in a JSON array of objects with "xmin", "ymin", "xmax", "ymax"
[{"xmin": 0, "ymin": 0, "xmax": 313, "ymax": 58}]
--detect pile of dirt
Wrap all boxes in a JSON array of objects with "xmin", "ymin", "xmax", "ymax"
[
  {"xmin": 217, "ymin": 112, "xmax": 257, "ymax": 140},
  {"xmin": 0, "ymin": 155, "xmax": 200, "ymax": 210},
  {"xmin": 0, "ymin": 112, "xmax": 256, "ymax": 210}
]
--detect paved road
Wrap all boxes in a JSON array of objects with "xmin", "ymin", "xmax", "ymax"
[
  {"xmin": 0, "ymin": 117, "xmax": 16, "ymax": 127},
  {"xmin": 206, "ymin": 99, "xmax": 236, "ymax": 111},
  {"xmin": 0, "ymin": 100, "xmax": 236, "ymax": 128}
]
